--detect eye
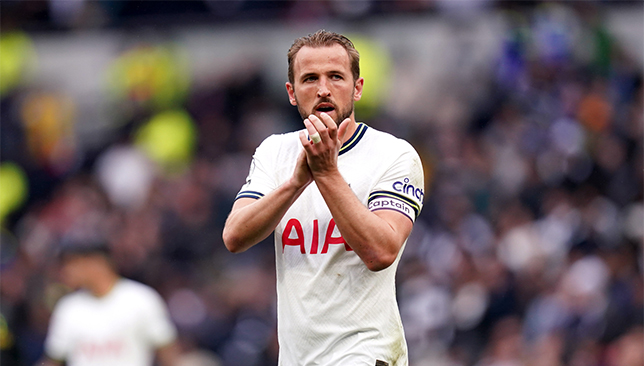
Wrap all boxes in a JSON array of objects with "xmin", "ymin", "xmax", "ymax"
[
  {"xmin": 331, "ymin": 74, "xmax": 342, "ymax": 80},
  {"xmin": 303, "ymin": 76, "xmax": 317, "ymax": 82}
]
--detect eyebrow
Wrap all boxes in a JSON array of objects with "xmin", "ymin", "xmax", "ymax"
[
  {"xmin": 300, "ymin": 72, "xmax": 317, "ymax": 80},
  {"xmin": 299, "ymin": 70, "xmax": 346, "ymax": 80}
]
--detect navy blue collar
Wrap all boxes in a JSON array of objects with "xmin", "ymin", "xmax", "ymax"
[{"xmin": 339, "ymin": 123, "xmax": 367, "ymax": 156}]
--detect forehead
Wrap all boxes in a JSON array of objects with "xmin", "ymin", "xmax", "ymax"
[
  {"xmin": 60, "ymin": 253, "xmax": 100, "ymax": 266},
  {"xmin": 292, "ymin": 44, "xmax": 351, "ymax": 77},
  {"xmin": 60, "ymin": 255, "xmax": 86, "ymax": 269}
]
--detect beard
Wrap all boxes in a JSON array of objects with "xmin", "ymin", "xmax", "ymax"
[{"xmin": 295, "ymin": 96, "xmax": 354, "ymax": 125}]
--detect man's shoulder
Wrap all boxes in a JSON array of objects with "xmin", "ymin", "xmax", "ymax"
[
  {"xmin": 114, "ymin": 278, "xmax": 162, "ymax": 300},
  {"xmin": 255, "ymin": 130, "xmax": 304, "ymax": 156},
  {"xmin": 55, "ymin": 290, "xmax": 91, "ymax": 307},
  {"xmin": 262, "ymin": 130, "xmax": 302, "ymax": 145},
  {"xmin": 51, "ymin": 289, "xmax": 95, "ymax": 317},
  {"xmin": 362, "ymin": 125, "xmax": 419, "ymax": 155}
]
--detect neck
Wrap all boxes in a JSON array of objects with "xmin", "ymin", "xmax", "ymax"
[{"xmin": 89, "ymin": 272, "xmax": 119, "ymax": 297}]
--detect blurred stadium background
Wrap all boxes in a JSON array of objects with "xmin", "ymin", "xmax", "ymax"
[{"xmin": 1, "ymin": 1, "xmax": 642, "ymax": 365}]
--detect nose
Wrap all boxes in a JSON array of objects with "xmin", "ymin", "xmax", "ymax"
[{"xmin": 317, "ymin": 78, "xmax": 331, "ymax": 98}]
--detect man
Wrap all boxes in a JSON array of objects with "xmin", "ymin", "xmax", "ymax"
[
  {"xmin": 222, "ymin": 30, "xmax": 425, "ymax": 366},
  {"xmin": 37, "ymin": 242, "xmax": 179, "ymax": 366}
]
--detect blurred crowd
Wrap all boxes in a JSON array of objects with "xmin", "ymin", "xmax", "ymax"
[
  {"xmin": 1, "ymin": 1, "xmax": 642, "ymax": 366},
  {"xmin": 2, "ymin": 0, "xmax": 500, "ymax": 31}
]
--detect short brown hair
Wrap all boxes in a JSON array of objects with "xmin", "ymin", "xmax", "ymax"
[{"xmin": 287, "ymin": 30, "xmax": 360, "ymax": 85}]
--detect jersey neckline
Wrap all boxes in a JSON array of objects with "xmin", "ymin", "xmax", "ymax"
[{"xmin": 339, "ymin": 123, "xmax": 368, "ymax": 156}]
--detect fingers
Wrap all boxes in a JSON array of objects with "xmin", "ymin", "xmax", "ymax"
[
  {"xmin": 302, "ymin": 119, "xmax": 316, "ymax": 142},
  {"xmin": 338, "ymin": 118, "xmax": 351, "ymax": 142},
  {"xmin": 299, "ymin": 130, "xmax": 311, "ymax": 147},
  {"xmin": 293, "ymin": 137, "xmax": 313, "ymax": 187},
  {"xmin": 317, "ymin": 112, "xmax": 337, "ymax": 130},
  {"xmin": 295, "ymin": 147, "xmax": 309, "ymax": 169},
  {"xmin": 307, "ymin": 113, "xmax": 337, "ymax": 142},
  {"xmin": 299, "ymin": 114, "xmax": 344, "ymax": 176}
]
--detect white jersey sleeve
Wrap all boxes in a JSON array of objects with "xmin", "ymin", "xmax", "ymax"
[
  {"xmin": 235, "ymin": 134, "xmax": 281, "ymax": 201},
  {"xmin": 44, "ymin": 298, "xmax": 74, "ymax": 361},
  {"xmin": 139, "ymin": 287, "xmax": 177, "ymax": 348},
  {"xmin": 368, "ymin": 142, "xmax": 425, "ymax": 222}
]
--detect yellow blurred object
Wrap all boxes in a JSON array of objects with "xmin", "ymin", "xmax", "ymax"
[
  {"xmin": 350, "ymin": 36, "xmax": 392, "ymax": 120},
  {"xmin": 135, "ymin": 109, "xmax": 196, "ymax": 174},
  {"xmin": 0, "ymin": 314, "xmax": 14, "ymax": 350},
  {"xmin": 20, "ymin": 91, "xmax": 77, "ymax": 173},
  {"xmin": 106, "ymin": 44, "xmax": 191, "ymax": 111},
  {"xmin": 0, "ymin": 162, "xmax": 28, "ymax": 225},
  {"xmin": 0, "ymin": 31, "xmax": 37, "ymax": 97}
]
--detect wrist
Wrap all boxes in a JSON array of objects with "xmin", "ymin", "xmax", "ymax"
[
  {"xmin": 312, "ymin": 168, "xmax": 343, "ymax": 184},
  {"xmin": 286, "ymin": 176, "xmax": 311, "ymax": 193}
]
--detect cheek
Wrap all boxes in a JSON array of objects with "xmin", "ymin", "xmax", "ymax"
[
  {"xmin": 61, "ymin": 265, "xmax": 81, "ymax": 285},
  {"xmin": 291, "ymin": 88, "xmax": 305, "ymax": 105},
  {"xmin": 297, "ymin": 85, "xmax": 316, "ymax": 98}
]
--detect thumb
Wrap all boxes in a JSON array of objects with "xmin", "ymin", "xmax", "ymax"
[{"xmin": 338, "ymin": 118, "xmax": 351, "ymax": 142}]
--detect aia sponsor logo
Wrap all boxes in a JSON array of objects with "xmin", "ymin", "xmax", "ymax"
[
  {"xmin": 282, "ymin": 218, "xmax": 352, "ymax": 254},
  {"xmin": 78, "ymin": 340, "xmax": 124, "ymax": 359}
]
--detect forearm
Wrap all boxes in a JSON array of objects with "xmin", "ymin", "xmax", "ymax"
[
  {"xmin": 223, "ymin": 179, "xmax": 308, "ymax": 253},
  {"xmin": 314, "ymin": 170, "xmax": 404, "ymax": 271}
]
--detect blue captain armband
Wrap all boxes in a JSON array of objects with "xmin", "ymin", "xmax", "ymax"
[{"xmin": 368, "ymin": 190, "xmax": 421, "ymax": 222}]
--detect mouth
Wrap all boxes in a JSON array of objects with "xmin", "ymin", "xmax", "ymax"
[{"xmin": 315, "ymin": 103, "xmax": 336, "ymax": 114}]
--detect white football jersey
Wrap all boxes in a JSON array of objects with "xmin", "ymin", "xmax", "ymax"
[
  {"xmin": 44, "ymin": 279, "xmax": 177, "ymax": 366},
  {"xmin": 237, "ymin": 123, "xmax": 424, "ymax": 366}
]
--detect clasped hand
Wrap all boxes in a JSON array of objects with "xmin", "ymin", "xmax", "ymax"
[
  {"xmin": 300, "ymin": 113, "xmax": 351, "ymax": 171},
  {"xmin": 295, "ymin": 112, "xmax": 350, "ymax": 181}
]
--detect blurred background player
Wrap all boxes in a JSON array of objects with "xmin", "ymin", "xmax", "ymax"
[{"xmin": 36, "ymin": 241, "xmax": 180, "ymax": 366}]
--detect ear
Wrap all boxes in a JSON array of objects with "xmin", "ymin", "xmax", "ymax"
[
  {"xmin": 353, "ymin": 77, "xmax": 364, "ymax": 101},
  {"xmin": 286, "ymin": 82, "xmax": 297, "ymax": 106}
]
